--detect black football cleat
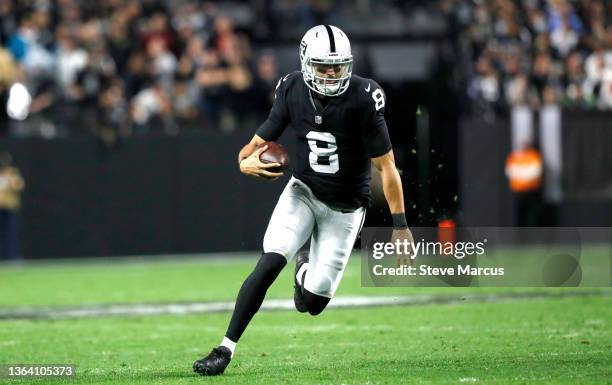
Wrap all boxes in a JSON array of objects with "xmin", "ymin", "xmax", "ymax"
[
  {"xmin": 193, "ymin": 346, "xmax": 231, "ymax": 376},
  {"xmin": 294, "ymin": 250, "xmax": 310, "ymax": 313}
]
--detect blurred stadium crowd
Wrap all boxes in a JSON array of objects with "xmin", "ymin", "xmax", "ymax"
[
  {"xmin": 0, "ymin": 0, "xmax": 426, "ymax": 141},
  {"xmin": 447, "ymin": 0, "xmax": 612, "ymax": 111},
  {"xmin": 0, "ymin": 0, "xmax": 610, "ymax": 141},
  {"xmin": 0, "ymin": 0, "xmax": 294, "ymax": 139}
]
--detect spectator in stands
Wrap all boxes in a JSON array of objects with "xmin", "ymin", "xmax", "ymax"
[
  {"xmin": 469, "ymin": 54, "xmax": 502, "ymax": 104},
  {"xmin": 177, "ymin": 35, "xmax": 204, "ymax": 78},
  {"xmin": 0, "ymin": 1, "xmax": 18, "ymax": 46},
  {"xmin": 55, "ymin": 32, "xmax": 87, "ymax": 100},
  {"xmin": 146, "ymin": 36, "xmax": 177, "ymax": 89},
  {"xmin": 6, "ymin": 16, "xmax": 36, "ymax": 63},
  {"xmin": 249, "ymin": 52, "xmax": 279, "ymax": 117},
  {"xmin": 130, "ymin": 79, "xmax": 172, "ymax": 133},
  {"xmin": 527, "ymin": 7, "xmax": 548, "ymax": 35},
  {"xmin": 598, "ymin": 68, "xmax": 612, "ymax": 108},
  {"xmin": 583, "ymin": 0, "xmax": 607, "ymax": 48},
  {"xmin": 31, "ymin": 10, "xmax": 53, "ymax": 50},
  {"xmin": 107, "ymin": 13, "xmax": 132, "ymax": 76},
  {"xmin": 468, "ymin": 3, "xmax": 494, "ymax": 57},
  {"xmin": 172, "ymin": 72, "xmax": 199, "ymax": 124},
  {"xmin": 196, "ymin": 48, "xmax": 227, "ymax": 128},
  {"xmin": 98, "ymin": 76, "xmax": 130, "ymax": 143},
  {"xmin": 583, "ymin": 45, "xmax": 612, "ymax": 105},
  {"xmin": 73, "ymin": 44, "xmax": 116, "ymax": 107},
  {"xmin": 141, "ymin": 12, "xmax": 178, "ymax": 58},
  {"xmin": 123, "ymin": 51, "xmax": 150, "ymax": 99},
  {"xmin": 531, "ymin": 52, "xmax": 558, "ymax": 101},
  {"xmin": 210, "ymin": 16, "xmax": 240, "ymax": 65},
  {"xmin": 550, "ymin": 17, "xmax": 580, "ymax": 56},
  {"xmin": 562, "ymin": 51, "xmax": 587, "ymax": 106},
  {"xmin": 547, "ymin": 0, "xmax": 583, "ymax": 35},
  {"xmin": 0, "ymin": 47, "xmax": 18, "ymax": 87},
  {"xmin": 507, "ymin": 72, "xmax": 538, "ymax": 107},
  {"xmin": 8, "ymin": 14, "xmax": 54, "ymax": 77},
  {"xmin": 0, "ymin": 152, "xmax": 24, "ymax": 260}
]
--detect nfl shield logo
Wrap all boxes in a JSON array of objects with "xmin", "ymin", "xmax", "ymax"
[{"xmin": 315, "ymin": 115, "xmax": 322, "ymax": 124}]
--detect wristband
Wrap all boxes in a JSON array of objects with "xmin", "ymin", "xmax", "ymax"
[{"xmin": 392, "ymin": 213, "xmax": 408, "ymax": 229}]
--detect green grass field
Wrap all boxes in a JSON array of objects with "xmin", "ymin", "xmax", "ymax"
[{"xmin": 0, "ymin": 254, "xmax": 610, "ymax": 385}]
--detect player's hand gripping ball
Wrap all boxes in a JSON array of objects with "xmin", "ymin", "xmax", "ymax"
[{"xmin": 258, "ymin": 142, "xmax": 289, "ymax": 173}]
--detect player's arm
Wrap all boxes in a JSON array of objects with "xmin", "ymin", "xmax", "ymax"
[
  {"xmin": 237, "ymin": 74, "xmax": 292, "ymax": 181},
  {"xmin": 372, "ymin": 150, "xmax": 415, "ymax": 266},
  {"xmin": 363, "ymin": 82, "xmax": 408, "ymax": 224},
  {"xmin": 371, "ymin": 150, "xmax": 405, "ymax": 218},
  {"xmin": 238, "ymin": 135, "xmax": 283, "ymax": 180}
]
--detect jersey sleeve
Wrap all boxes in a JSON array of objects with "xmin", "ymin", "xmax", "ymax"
[
  {"xmin": 363, "ymin": 82, "xmax": 392, "ymax": 158},
  {"xmin": 255, "ymin": 75, "xmax": 290, "ymax": 141}
]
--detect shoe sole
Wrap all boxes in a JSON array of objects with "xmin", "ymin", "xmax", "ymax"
[
  {"xmin": 193, "ymin": 360, "xmax": 226, "ymax": 376},
  {"xmin": 194, "ymin": 364, "xmax": 224, "ymax": 376}
]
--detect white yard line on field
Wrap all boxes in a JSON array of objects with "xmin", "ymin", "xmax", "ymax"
[{"xmin": 0, "ymin": 291, "xmax": 608, "ymax": 320}]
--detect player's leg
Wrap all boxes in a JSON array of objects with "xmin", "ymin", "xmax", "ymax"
[
  {"xmin": 193, "ymin": 253, "xmax": 289, "ymax": 376},
  {"xmin": 287, "ymin": 179, "xmax": 319, "ymax": 313},
  {"xmin": 224, "ymin": 185, "xmax": 315, "ymax": 342},
  {"xmin": 224, "ymin": 252, "xmax": 287, "ymax": 341},
  {"xmin": 299, "ymin": 206, "xmax": 366, "ymax": 315},
  {"xmin": 194, "ymin": 178, "xmax": 315, "ymax": 375}
]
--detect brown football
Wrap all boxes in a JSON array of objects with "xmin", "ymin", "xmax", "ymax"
[{"xmin": 258, "ymin": 141, "xmax": 289, "ymax": 172}]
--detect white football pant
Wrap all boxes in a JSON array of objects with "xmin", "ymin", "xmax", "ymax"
[{"xmin": 263, "ymin": 177, "xmax": 365, "ymax": 298}]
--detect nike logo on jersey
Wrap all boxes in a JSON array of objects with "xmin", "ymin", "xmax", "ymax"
[{"xmin": 364, "ymin": 83, "xmax": 371, "ymax": 92}]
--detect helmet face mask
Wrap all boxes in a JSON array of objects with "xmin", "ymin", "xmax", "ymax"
[
  {"xmin": 308, "ymin": 58, "xmax": 352, "ymax": 96},
  {"xmin": 300, "ymin": 25, "xmax": 353, "ymax": 97}
]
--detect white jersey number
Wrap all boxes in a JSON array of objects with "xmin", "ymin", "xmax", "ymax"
[
  {"xmin": 306, "ymin": 131, "xmax": 339, "ymax": 174},
  {"xmin": 372, "ymin": 88, "xmax": 385, "ymax": 111}
]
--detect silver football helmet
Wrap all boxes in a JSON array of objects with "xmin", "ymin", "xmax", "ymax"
[{"xmin": 299, "ymin": 25, "xmax": 353, "ymax": 97}]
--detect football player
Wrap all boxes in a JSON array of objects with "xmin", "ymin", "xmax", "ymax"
[{"xmin": 193, "ymin": 25, "xmax": 413, "ymax": 376}]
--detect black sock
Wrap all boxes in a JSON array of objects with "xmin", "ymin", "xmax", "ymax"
[
  {"xmin": 225, "ymin": 252, "xmax": 287, "ymax": 342},
  {"xmin": 302, "ymin": 288, "xmax": 330, "ymax": 316}
]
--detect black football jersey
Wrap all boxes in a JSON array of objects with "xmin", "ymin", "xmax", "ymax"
[{"xmin": 256, "ymin": 71, "xmax": 392, "ymax": 210}]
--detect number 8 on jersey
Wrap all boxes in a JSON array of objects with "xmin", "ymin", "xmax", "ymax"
[{"xmin": 307, "ymin": 131, "xmax": 339, "ymax": 174}]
